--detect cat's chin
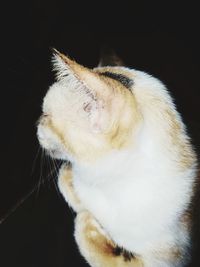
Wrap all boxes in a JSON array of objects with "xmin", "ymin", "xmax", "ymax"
[{"xmin": 48, "ymin": 148, "xmax": 69, "ymax": 161}]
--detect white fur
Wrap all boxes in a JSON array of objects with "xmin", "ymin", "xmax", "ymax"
[
  {"xmin": 38, "ymin": 66, "xmax": 197, "ymax": 267},
  {"xmin": 71, "ymin": 71, "xmax": 196, "ymax": 259}
]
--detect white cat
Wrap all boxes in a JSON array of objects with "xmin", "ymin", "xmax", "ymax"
[{"xmin": 37, "ymin": 49, "xmax": 198, "ymax": 267}]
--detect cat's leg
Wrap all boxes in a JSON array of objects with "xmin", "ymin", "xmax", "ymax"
[
  {"xmin": 58, "ymin": 163, "xmax": 83, "ymax": 213},
  {"xmin": 74, "ymin": 211, "xmax": 144, "ymax": 267}
]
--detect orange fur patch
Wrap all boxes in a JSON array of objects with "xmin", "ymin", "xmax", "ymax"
[{"xmin": 75, "ymin": 211, "xmax": 144, "ymax": 267}]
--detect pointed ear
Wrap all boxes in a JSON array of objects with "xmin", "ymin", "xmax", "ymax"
[
  {"xmin": 51, "ymin": 48, "xmax": 87, "ymax": 81},
  {"xmin": 52, "ymin": 48, "xmax": 111, "ymax": 133},
  {"xmin": 98, "ymin": 46, "xmax": 124, "ymax": 67},
  {"xmin": 52, "ymin": 48, "xmax": 107, "ymax": 95}
]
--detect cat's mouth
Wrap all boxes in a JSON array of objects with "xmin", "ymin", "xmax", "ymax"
[{"xmin": 37, "ymin": 124, "xmax": 68, "ymax": 160}]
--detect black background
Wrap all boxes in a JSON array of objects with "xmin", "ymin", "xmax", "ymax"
[{"xmin": 1, "ymin": 1, "xmax": 200, "ymax": 267}]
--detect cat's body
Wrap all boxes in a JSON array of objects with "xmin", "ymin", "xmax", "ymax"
[{"xmin": 37, "ymin": 50, "xmax": 198, "ymax": 267}]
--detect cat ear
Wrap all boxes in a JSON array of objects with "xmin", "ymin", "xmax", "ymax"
[
  {"xmin": 52, "ymin": 48, "xmax": 89, "ymax": 82},
  {"xmin": 52, "ymin": 48, "xmax": 106, "ymax": 94},
  {"xmin": 52, "ymin": 48, "xmax": 111, "ymax": 133},
  {"xmin": 98, "ymin": 46, "xmax": 124, "ymax": 67}
]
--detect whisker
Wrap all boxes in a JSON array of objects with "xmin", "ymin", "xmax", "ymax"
[
  {"xmin": 0, "ymin": 176, "xmax": 43, "ymax": 225},
  {"xmin": 30, "ymin": 145, "xmax": 41, "ymax": 177},
  {"xmin": 46, "ymin": 167, "xmax": 57, "ymax": 179},
  {"xmin": 50, "ymin": 157, "xmax": 62, "ymax": 197},
  {"xmin": 35, "ymin": 148, "xmax": 44, "ymax": 199},
  {"xmin": 46, "ymin": 153, "xmax": 54, "ymax": 189},
  {"xmin": 0, "ymin": 151, "xmax": 65, "ymax": 225}
]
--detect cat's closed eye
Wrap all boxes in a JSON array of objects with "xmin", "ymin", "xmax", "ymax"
[{"xmin": 99, "ymin": 71, "xmax": 134, "ymax": 89}]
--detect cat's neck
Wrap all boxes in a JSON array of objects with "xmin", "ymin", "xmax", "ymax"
[{"xmin": 72, "ymin": 128, "xmax": 185, "ymax": 187}]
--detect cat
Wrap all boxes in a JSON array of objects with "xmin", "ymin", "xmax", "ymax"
[{"xmin": 37, "ymin": 48, "xmax": 198, "ymax": 267}]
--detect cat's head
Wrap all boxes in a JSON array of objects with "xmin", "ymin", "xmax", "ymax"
[{"xmin": 37, "ymin": 50, "xmax": 142, "ymax": 163}]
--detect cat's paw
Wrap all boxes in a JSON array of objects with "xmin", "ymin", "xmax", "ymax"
[
  {"xmin": 58, "ymin": 164, "xmax": 83, "ymax": 212},
  {"xmin": 75, "ymin": 211, "xmax": 117, "ymax": 264},
  {"xmin": 76, "ymin": 211, "xmax": 111, "ymax": 246},
  {"xmin": 76, "ymin": 211, "xmax": 108, "ymax": 240}
]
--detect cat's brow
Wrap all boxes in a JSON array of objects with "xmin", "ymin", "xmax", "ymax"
[{"xmin": 100, "ymin": 71, "xmax": 134, "ymax": 89}]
